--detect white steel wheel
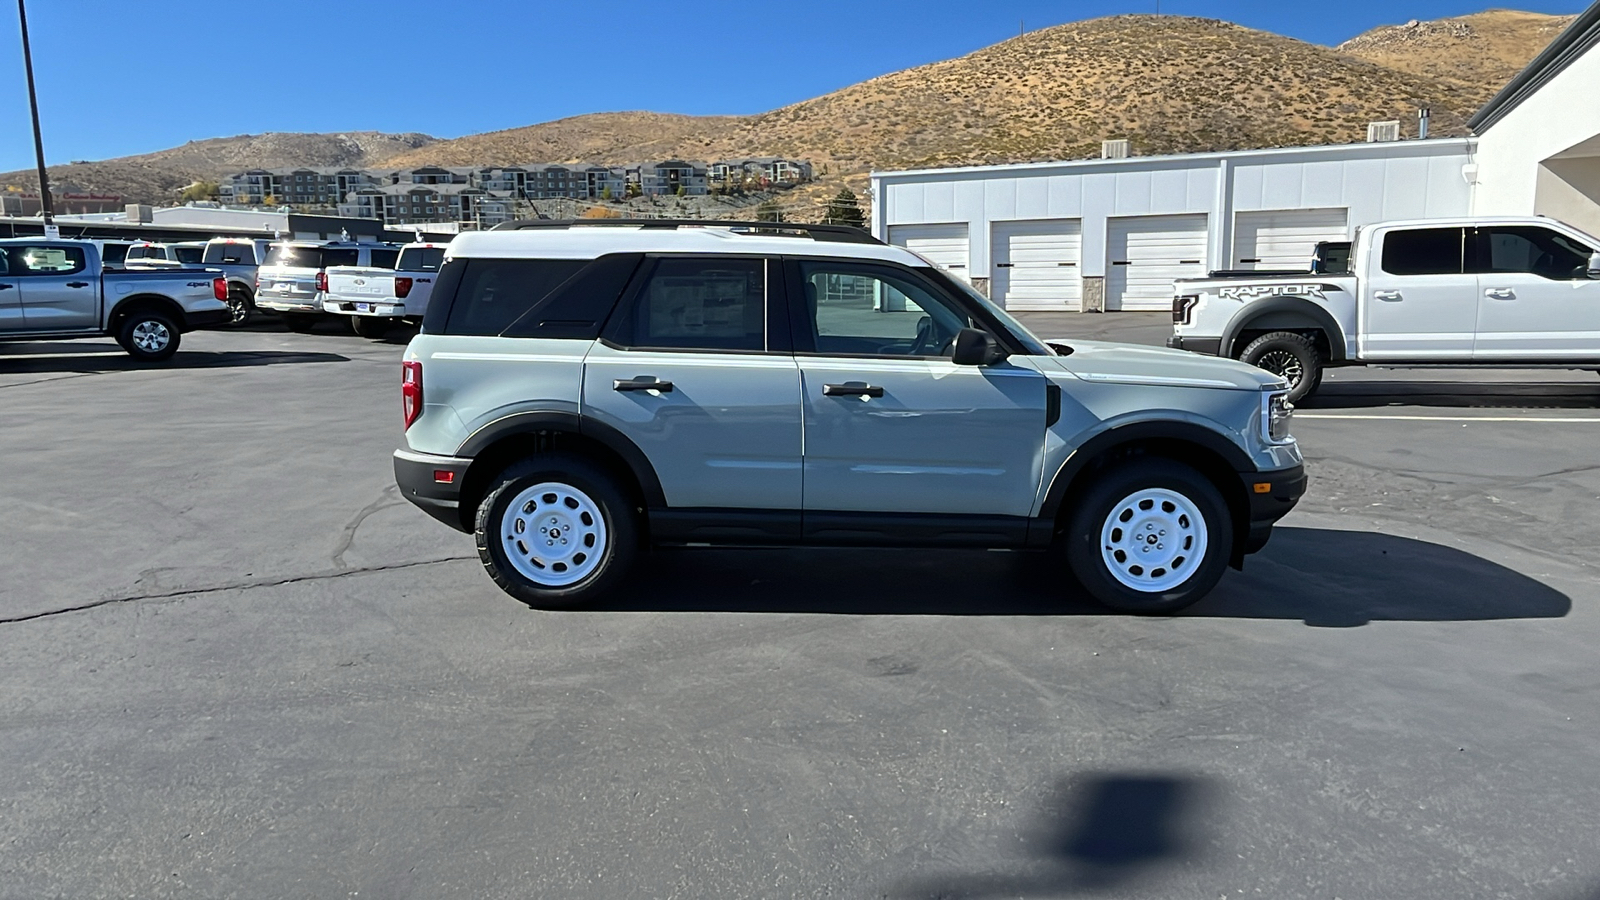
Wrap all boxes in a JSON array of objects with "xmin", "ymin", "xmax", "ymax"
[
  {"xmin": 1098, "ymin": 487, "xmax": 1208, "ymax": 593},
  {"xmin": 130, "ymin": 320, "xmax": 171, "ymax": 353},
  {"xmin": 498, "ymin": 481, "xmax": 608, "ymax": 588}
]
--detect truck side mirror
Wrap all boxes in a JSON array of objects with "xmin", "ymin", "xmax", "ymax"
[
  {"xmin": 1588, "ymin": 251, "xmax": 1600, "ymax": 278},
  {"xmin": 951, "ymin": 327, "xmax": 1008, "ymax": 366}
]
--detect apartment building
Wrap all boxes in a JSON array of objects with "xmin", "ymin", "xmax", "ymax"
[
  {"xmin": 340, "ymin": 183, "xmax": 514, "ymax": 227},
  {"xmin": 628, "ymin": 160, "xmax": 709, "ymax": 196},
  {"xmin": 220, "ymin": 168, "xmax": 382, "ymax": 207},
  {"xmin": 709, "ymin": 157, "xmax": 814, "ymax": 186}
]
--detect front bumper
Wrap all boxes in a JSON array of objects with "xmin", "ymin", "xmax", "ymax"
[
  {"xmin": 1166, "ymin": 334, "xmax": 1222, "ymax": 356},
  {"xmin": 1238, "ymin": 463, "xmax": 1307, "ymax": 556},
  {"xmin": 394, "ymin": 448, "xmax": 472, "ymax": 532}
]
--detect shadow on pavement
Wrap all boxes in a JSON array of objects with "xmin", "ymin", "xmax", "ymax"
[
  {"xmin": 592, "ymin": 527, "xmax": 1569, "ymax": 624},
  {"xmin": 890, "ymin": 771, "xmax": 1219, "ymax": 898},
  {"xmin": 0, "ymin": 345, "xmax": 349, "ymax": 373},
  {"xmin": 1303, "ymin": 379, "xmax": 1600, "ymax": 410}
]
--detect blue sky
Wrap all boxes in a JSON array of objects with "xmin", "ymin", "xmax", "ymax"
[{"xmin": 0, "ymin": 0, "xmax": 1586, "ymax": 172}]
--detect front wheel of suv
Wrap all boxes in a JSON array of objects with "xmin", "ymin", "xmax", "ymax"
[
  {"xmin": 475, "ymin": 454, "xmax": 639, "ymax": 609},
  {"xmin": 1064, "ymin": 458, "xmax": 1233, "ymax": 614}
]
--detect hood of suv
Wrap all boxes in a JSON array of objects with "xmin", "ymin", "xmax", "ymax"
[{"xmin": 1048, "ymin": 340, "xmax": 1285, "ymax": 391}]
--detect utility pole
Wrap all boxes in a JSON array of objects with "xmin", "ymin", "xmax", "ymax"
[{"xmin": 16, "ymin": 0, "xmax": 55, "ymax": 237}]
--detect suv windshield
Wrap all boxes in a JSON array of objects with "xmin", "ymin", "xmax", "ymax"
[
  {"xmin": 264, "ymin": 245, "xmax": 357, "ymax": 269},
  {"xmin": 398, "ymin": 247, "xmax": 446, "ymax": 272}
]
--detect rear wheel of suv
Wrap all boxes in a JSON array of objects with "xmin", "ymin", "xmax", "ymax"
[
  {"xmin": 475, "ymin": 453, "xmax": 639, "ymax": 609},
  {"xmin": 1239, "ymin": 331, "xmax": 1321, "ymax": 402},
  {"xmin": 281, "ymin": 314, "xmax": 319, "ymax": 333},
  {"xmin": 1064, "ymin": 458, "xmax": 1233, "ymax": 614}
]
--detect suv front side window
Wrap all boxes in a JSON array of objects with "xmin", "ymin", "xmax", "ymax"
[
  {"xmin": 794, "ymin": 259, "xmax": 975, "ymax": 358},
  {"xmin": 1474, "ymin": 226, "xmax": 1592, "ymax": 280},
  {"xmin": 612, "ymin": 256, "xmax": 767, "ymax": 352}
]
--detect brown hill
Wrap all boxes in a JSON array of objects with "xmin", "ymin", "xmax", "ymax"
[
  {"xmin": 376, "ymin": 13, "xmax": 1507, "ymax": 210},
  {"xmin": 1338, "ymin": 9, "xmax": 1575, "ymax": 104},
  {"xmin": 1, "ymin": 131, "xmax": 436, "ymax": 206}
]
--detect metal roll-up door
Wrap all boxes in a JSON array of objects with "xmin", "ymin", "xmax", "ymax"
[
  {"xmin": 991, "ymin": 219, "xmax": 1082, "ymax": 311},
  {"xmin": 1233, "ymin": 209, "xmax": 1349, "ymax": 271},
  {"xmin": 888, "ymin": 223, "xmax": 971, "ymax": 282},
  {"xmin": 1106, "ymin": 215, "xmax": 1209, "ymax": 311}
]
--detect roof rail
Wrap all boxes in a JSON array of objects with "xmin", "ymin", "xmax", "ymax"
[{"xmin": 489, "ymin": 218, "xmax": 882, "ymax": 245}]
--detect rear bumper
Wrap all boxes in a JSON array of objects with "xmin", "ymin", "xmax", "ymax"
[
  {"xmin": 325, "ymin": 299, "xmax": 407, "ymax": 317},
  {"xmin": 256, "ymin": 295, "xmax": 323, "ymax": 313},
  {"xmin": 184, "ymin": 307, "xmax": 232, "ymax": 330},
  {"xmin": 1166, "ymin": 334, "xmax": 1222, "ymax": 356},
  {"xmin": 394, "ymin": 448, "xmax": 471, "ymax": 532},
  {"xmin": 1239, "ymin": 463, "xmax": 1307, "ymax": 556}
]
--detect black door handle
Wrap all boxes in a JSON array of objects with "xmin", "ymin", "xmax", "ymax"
[
  {"xmin": 66, "ymin": 281, "xmax": 89, "ymax": 288},
  {"xmin": 823, "ymin": 382, "xmax": 884, "ymax": 398},
  {"xmin": 613, "ymin": 377, "xmax": 673, "ymax": 393},
  {"xmin": 0, "ymin": 283, "xmax": 13, "ymax": 290}
]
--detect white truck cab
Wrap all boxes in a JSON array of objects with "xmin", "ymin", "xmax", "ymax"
[{"xmin": 1169, "ymin": 216, "xmax": 1600, "ymax": 400}]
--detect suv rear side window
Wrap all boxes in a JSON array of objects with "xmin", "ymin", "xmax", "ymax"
[
  {"xmin": 612, "ymin": 257, "xmax": 766, "ymax": 352},
  {"xmin": 1474, "ymin": 226, "xmax": 1592, "ymax": 280},
  {"xmin": 1380, "ymin": 228, "xmax": 1465, "ymax": 276},
  {"xmin": 444, "ymin": 258, "xmax": 588, "ymax": 336}
]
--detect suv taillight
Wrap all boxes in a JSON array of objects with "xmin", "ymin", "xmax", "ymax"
[
  {"xmin": 402, "ymin": 361, "xmax": 423, "ymax": 430},
  {"xmin": 212, "ymin": 278, "xmax": 228, "ymax": 301},
  {"xmin": 394, "ymin": 276, "xmax": 413, "ymax": 299},
  {"xmin": 316, "ymin": 271, "xmax": 328, "ymax": 292}
]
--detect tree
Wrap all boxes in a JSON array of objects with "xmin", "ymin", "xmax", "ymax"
[
  {"xmin": 755, "ymin": 199, "xmax": 784, "ymax": 223},
  {"xmin": 601, "ymin": 185, "xmax": 613, "ymax": 201},
  {"xmin": 822, "ymin": 187, "xmax": 865, "ymax": 228},
  {"xmin": 180, "ymin": 180, "xmax": 220, "ymax": 203},
  {"xmin": 624, "ymin": 182, "xmax": 641, "ymax": 199},
  {"xmin": 675, "ymin": 184, "xmax": 686, "ymax": 198}
]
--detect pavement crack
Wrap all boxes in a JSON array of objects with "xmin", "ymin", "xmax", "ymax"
[
  {"xmin": 331, "ymin": 485, "xmax": 406, "ymax": 569},
  {"xmin": 0, "ymin": 555, "xmax": 476, "ymax": 626}
]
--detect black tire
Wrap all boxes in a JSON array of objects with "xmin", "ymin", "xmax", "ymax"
[
  {"xmin": 225, "ymin": 286, "xmax": 254, "ymax": 327},
  {"xmin": 117, "ymin": 310, "xmax": 180, "ymax": 362},
  {"xmin": 1064, "ymin": 458, "xmax": 1233, "ymax": 614},
  {"xmin": 281, "ymin": 314, "xmax": 319, "ymax": 333},
  {"xmin": 475, "ymin": 453, "xmax": 639, "ymax": 609},
  {"xmin": 349, "ymin": 315, "xmax": 392, "ymax": 339},
  {"xmin": 1239, "ymin": 331, "xmax": 1322, "ymax": 402}
]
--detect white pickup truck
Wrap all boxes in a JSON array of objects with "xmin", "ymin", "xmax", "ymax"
[
  {"xmin": 1168, "ymin": 216, "xmax": 1600, "ymax": 400},
  {"xmin": 322, "ymin": 242, "xmax": 447, "ymax": 338},
  {"xmin": 0, "ymin": 238, "xmax": 229, "ymax": 360}
]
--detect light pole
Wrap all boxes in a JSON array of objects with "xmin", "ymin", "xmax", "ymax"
[{"xmin": 16, "ymin": 0, "xmax": 55, "ymax": 237}]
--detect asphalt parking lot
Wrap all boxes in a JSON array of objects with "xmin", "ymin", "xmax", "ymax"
[{"xmin": 3, "ymin": 314, "xmax": 1599, "ymax": 899}]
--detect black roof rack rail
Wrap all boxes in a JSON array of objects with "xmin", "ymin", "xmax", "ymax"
[{"xmin": 489, "ymin": 218, "xmax": 882, "ymax": 245}]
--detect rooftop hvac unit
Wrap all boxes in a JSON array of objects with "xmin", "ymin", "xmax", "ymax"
[
  {"xmin": 1366, "ymin": 121, "xmax": 1401, "ymax": 143},
  {"xmin": 1101, "ymin": 139, "xmax": 1131, "ymax": 159}
]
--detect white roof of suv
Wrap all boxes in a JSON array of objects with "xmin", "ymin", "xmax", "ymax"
[{"xmin": 448, "ymin": 222, "xmax": 922, "ymax": 265}]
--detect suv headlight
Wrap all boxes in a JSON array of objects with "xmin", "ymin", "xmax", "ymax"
[{"xmin": 1262, "ymin": 390, "xmax": 1294, "ymax": 444}]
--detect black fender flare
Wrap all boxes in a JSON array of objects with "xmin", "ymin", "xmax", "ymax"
[
  {"xmin": 1222, "ymin": 296, "xmax": 1346, "ymax": 362},
  {"xmin": 108, "ymin": 294, "xmax": 189, "ymax": 332},
  {"xmin": 456, "ymin": 410, "xmax": 666, "ymax": 508},
  {"xmin": 1038, "ymin": 419, "xmax": 1255, "ymax": 522}
]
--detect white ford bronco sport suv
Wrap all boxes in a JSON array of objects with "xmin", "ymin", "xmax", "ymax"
[
  {"xmin": 1169, "ymin": 216, "xmax": 1600, "ymax": 401},
  {"xmin": 394, "ymin": 220, "xmax": 1305, "ymax": 613}
]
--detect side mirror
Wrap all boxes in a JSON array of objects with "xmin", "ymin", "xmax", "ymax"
[
  {"xmin": 951, "ymin": 327, "xmax": 1008, "ymax": 366},
  {"xmin": 1588, "ymin": 251, "xmax": 1600, "ymax": 278}
]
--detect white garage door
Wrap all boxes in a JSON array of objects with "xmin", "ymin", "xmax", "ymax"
[
  {"xmin": 991, "ymin": 219, "xmax": 1082, "ymax": 311},
  {"xmin": 888, "ymin": 223, "xmax": 970, "ymax": 282},
  {"xmin": 1232, "ymin": 209, "xmax": 1349, "ymax": 271},
  {"xmin": 1106, "ymin": 215, "xmax": 1209, "ymax": 311}
]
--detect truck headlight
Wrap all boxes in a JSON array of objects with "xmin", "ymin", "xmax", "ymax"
[{"xmin": 1262, "ymin": 391, "xmax": 1294, "ymax": 444}]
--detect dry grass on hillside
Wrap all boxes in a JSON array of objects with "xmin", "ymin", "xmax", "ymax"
[{"xmin": 1339, "ymin": 9, "xmax": 1576, "ymax": 104}]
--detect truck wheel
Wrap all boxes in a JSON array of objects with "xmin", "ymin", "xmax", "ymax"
[
  {"xmin": 119, "ymin": 310, "xmax": 181, "ymax": 362},
  {"xmin": 475, "ymin": 453, "xmax": 639, "ymax": 609},
  {"xmin": 281, "ymin": 314, "xmax": 319, "ymax": 333},
  {"xmin": 1239, "ymin": 331, "xmax": 1322, "ymax": 402},
  {"xmin": 1064, "ymin": 458, "xmax": 1233, "ymax": 614},
  {"xmin": 349, "ymin": 316, "xmax": 391, "ymax": 339},
  {"xmin": 225, "ymin": 286, "xmax": 254, "ymax": 327}
]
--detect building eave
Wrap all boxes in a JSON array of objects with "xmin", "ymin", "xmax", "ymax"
[{"xmin": 1469, "ymin": 2, "xmax": 1600, "ymax": 134}]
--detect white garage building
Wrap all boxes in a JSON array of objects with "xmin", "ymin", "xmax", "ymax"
[{"xmin": 870, "ymin": 3, "xmax": 1600, "ymax": 313}]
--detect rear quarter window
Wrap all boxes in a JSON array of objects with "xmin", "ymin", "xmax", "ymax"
[{"xmin": 440, "ymin": 258, "xmax": 589, "ymax": 336}]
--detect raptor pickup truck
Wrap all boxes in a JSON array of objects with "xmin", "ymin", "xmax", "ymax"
[
  {"xmin": 0, "ymin": 238, "xmax": 229, "ymax": 361},
  {"xmin": 1168, "ymin": 216, "xmax": 1600, "ymax": 400}
]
